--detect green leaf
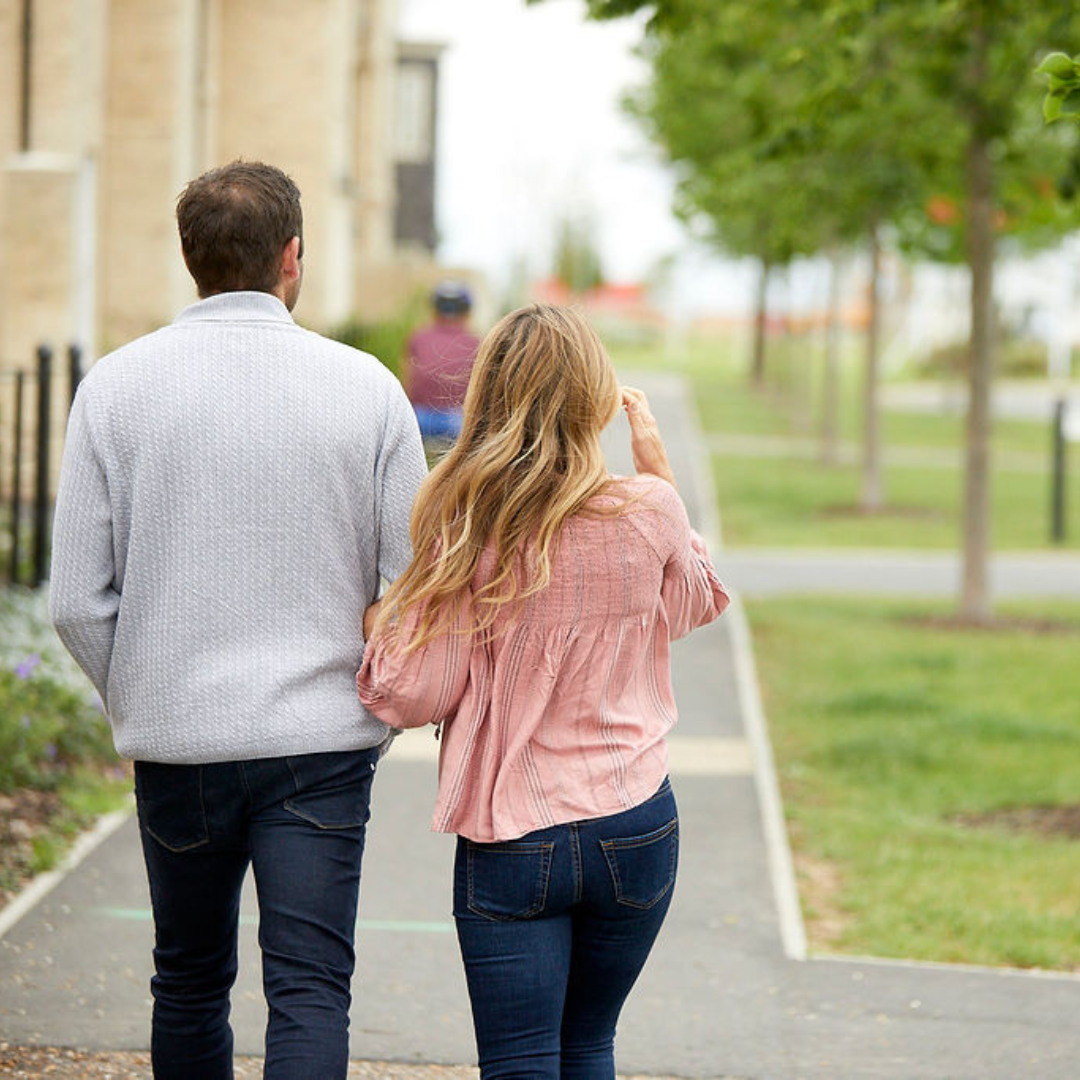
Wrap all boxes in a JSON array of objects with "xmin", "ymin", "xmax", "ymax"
[
  {"xmin": 1036, "ymin": 52, "xmax": 1080, "ymax": 80},
  {"xmin": 1060, "ymin": 88, "xmax": 1080, "ymax": 117},
  {"xmin": 1044, "ymin": 89, "xmax": 1066, "ymax": 123}
]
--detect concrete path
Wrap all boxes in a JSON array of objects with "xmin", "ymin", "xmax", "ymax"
[
  {"xmin": 721, "ymin": 547, "xmax": 1080, "ymax": 600},
  {"xmin": 2, "ymin": 372, "xmax": 1080, "ymax": 1078},
  {"xmin": 704, "ymin": 432, "xmax": 1048, "ymax": 473},
  {"xmin": 882, "ymin": 379, "xmax": 1080, "ymax": 425}
]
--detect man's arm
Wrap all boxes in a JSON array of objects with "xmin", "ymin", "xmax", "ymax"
[
  {"xmin": 49, "ymin": 389, "xmax": 120, "ymax": 707},
  {"xmin": 374, "ymin": 383, "xmax": 428, "ymax": 583}
]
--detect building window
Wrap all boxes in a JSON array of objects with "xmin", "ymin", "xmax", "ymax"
[{"xmin": 394, "ymin": 62, "xmax": 434, "ymax": 165}]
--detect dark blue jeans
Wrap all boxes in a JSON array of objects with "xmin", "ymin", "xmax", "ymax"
[
  {"xmin": 134, "ymin": 748, "xmax": 379, "ymax": 1080},
  {"xmin": 453, "ymin": 778, "xmax": 678, "ymax": 1079}
]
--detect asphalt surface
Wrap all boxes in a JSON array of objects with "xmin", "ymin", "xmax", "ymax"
[{"xmin": 2, "ymin": 373, "xmax": 1079, "ymax": 1078}]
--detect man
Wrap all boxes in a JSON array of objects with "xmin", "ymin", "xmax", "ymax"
[
  {"xmin": 49, "ymin": 161, "xmax": 426, "ymax": 1079},
  {"xmin": 403, "ymin": 279, "xmax": 480, "ymax": 441}
]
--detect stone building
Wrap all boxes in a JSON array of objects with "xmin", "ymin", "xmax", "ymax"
[{"xmin": 0, "ymin": 0, "xmax": 444, "ymax": 371}]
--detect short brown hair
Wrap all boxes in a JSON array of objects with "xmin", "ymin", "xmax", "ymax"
[{"xmin": 176, "ymin": 160, "xmax": 303, "ymax": 296}]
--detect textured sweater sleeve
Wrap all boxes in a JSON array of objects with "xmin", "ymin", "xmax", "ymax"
[
  {"xmin": 374, "ymin": 383, "xmax": 427, "ymax": 582},
  {"xmin": 651, "ymin": 480, "xmax": 730, "ymax": 640},
  {"xmin": 48, "ymin": 388, "xmax": 119, "ymax": 706}
]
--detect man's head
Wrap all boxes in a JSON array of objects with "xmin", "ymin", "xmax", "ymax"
[
  {"xmin": 431, "ymin": 280, "xmax": 473, "ymax": 321},
  {"xmin": 176, "ymin": 161, "xmax": 304, "ymax": 308}
]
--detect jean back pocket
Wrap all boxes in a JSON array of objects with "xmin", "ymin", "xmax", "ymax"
[
  {"xmin": 600, "ymin": 818, "xmax": 678, "ymax": 909},
  {"xmin": 134, "ymin": 762, "xmax": 210, "ymax": 853},
  {"xmin": 466, "ymin": 839, "xmax": 555, "ymax": 921},
  {"xmin": 283, "ymin": 749, "xmax": 378, "ymax": 831}
]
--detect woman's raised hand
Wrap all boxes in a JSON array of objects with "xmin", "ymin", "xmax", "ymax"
[{"xmin": 621, "ymin": 386, "xmax": 677, "ymax": 489}]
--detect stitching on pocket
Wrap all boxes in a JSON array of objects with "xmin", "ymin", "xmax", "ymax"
[{"xmin": 283, "ymin": 799, "xmax": 366, "ymax": 830}]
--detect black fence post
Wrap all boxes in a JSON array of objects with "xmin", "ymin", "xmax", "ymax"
[
  {"xmin": 10, "ymin": 371, "xmax": 25, "ymax": 585},
  {"xmin": 68, "ymin": 342, "xmax": 82, "ymax": 406},
  {"xmin": 1051, "ymin": 397, "xmax": 1067, "ymax": 545},
  {"xmin": 33, "ymin": 343, "xmax": 53, "ymax": 586}
]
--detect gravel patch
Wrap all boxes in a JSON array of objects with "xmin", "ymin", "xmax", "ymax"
[{"xmin": 0, "ymin": 1045, "xmax": 686, "ymax": 1078}]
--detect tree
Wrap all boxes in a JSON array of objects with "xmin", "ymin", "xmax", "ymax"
[
  {"xmin": 551, "ymin": 212, "xmax": 605, "ymax": 294},
  {"xmin": 623, "ymin": 0, "xmax": 938, "ymax": 509},
  {"xmin": 882, "ymin": 4, "xmax": 1080, "ymax": 621},
  {"xmin": 535, "ymin": 0, "xmax": 1080, "ymax": 620}
]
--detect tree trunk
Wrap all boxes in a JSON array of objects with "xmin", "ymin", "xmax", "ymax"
[
  {"xmin": 960, "ymin": 130, "xmax": 995, "ymax": 623},
  {"xmin": 751, "ymin": 260, "xmax": 770, "ymax": 388},
  {"xmin": 820, "ymin": 250, "xmax": 842, "ymax": 465},
  {"xmin": 959, "ymin": 13, "xmax": 995, "ymax": 625},
  {"xmin": 860, "ymin": 226, "xmax": 883, "ymax": 511}
]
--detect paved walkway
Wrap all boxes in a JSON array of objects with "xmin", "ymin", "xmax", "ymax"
[
  {"xmin": 722, "ymin": 547, "xmax": 1080, "ymax": 599},
  {"xmin": 2, "ymin": 373, "xmax": 1080, "ymax": 1078}
]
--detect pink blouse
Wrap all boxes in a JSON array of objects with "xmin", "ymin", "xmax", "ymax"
[{"xmin": 356, "ymin": 476, "xmax": 729, "ymax": 842}]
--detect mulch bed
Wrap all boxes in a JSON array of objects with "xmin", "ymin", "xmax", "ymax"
[
  {"xmin": 0, "ymin": 1047, "xmax": 682, "ymax": 1079},
  {"xmin": 0, "ymin": 1047, "xmax": 479, "ymax": 1078},
  {"xmin": 952, "ymin": 804, "xmax": 1080, "ymax": 840},
  {"xmin": 898, "ymin": 613, "xmax": 1080, "ymax": 635},
  {"xmin": 0, "ymin": 788, "xmax": 67, "ymax": 910}
]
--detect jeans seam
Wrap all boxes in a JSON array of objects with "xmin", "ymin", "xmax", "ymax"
[
  {"xmin": 238, "ymin": 760, "xmax": 253, "ymax": 808},
  {"xmin": 570, "ymin": 824, "xmax": 583, "ymax": 905}
]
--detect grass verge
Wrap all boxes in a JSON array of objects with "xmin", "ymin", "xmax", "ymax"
[{"xmin": 747, "ymin": 594, "xmax": 1080, "ymax": 970}]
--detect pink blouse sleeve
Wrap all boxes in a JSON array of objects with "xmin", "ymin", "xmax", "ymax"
[
  {"xmin": 652, "ymin": 482, "xmax": 730, "ymax": 640},
  {"xmin": 356, "ymin": 601, "xmax": 473, "ymax": 729}
]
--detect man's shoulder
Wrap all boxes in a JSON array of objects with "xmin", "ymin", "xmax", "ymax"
[
  {"xmin": 82, "ymin": 325, "xmax": 174, "ymax": 386},
  {"xmin": 295, "ymin": 327, "xmax": 400, "ymax": 386}
]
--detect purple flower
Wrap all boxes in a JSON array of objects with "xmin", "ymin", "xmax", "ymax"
[
  {"xmin": 20, "ymin": 714, "xmax": 31, "ymax": 729},
  {"xmin": 44, "ymin": 743, "xmax": 58, "ymax": 760},
  {"xmin": 15, "ymin": 654, "xmax": 41, "ymax": 680}
]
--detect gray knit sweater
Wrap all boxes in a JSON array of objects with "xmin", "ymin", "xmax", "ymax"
[{"xmin": 49, "ymin": 292, "xmax": 427, "ymax": 764}]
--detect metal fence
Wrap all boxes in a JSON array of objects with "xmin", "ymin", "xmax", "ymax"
[{"xmin": 0, "ymin": 344, "xmax": 83, "ymax": 587}]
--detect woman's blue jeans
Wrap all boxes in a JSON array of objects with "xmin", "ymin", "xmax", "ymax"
[
  {"xmin": 453, "ymin": 778, "xmax": 679, "ymax": 1079},
  {"xmin": 134, "ymin": 748, "xmax": 379, "ymax": 1080}
]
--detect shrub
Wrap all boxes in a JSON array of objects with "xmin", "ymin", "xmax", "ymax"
[
  {"xmin": 0, "ymin": 586, "xmax": 117, "ymax": 793},
  {"xmin": 917, "ymin": 338, "xmax": 1056, "ymax": 380},
  {"xmin": 328, "ymin": 293, "xmax": 428, "ymax": 383}
]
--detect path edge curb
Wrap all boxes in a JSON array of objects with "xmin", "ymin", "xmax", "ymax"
[{"xmin": 726, "ymin": 593, "xmax": 808, "ymax": 961}]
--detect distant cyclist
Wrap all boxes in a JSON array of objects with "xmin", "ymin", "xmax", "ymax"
[{"xmin": 404, "ymin": 280, "xmax": 480, "ymax": 441}]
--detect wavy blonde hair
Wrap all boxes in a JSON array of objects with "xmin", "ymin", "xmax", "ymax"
[{"xmin": 376, "ymin": 303, "xmax": 622, "ymax": 650}]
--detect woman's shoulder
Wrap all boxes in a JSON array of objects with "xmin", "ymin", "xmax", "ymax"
[
  {"xmin": 599, "ymin": 473, "xmax": 683, "ymax": 513},
  {"xmin": 577, "ymin": 475, "xmax": 688, "ymax": 551}
]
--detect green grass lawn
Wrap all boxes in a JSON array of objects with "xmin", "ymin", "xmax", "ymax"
[
  {"xmin": 610, "ymin": 333, "xmax": 1080, "ymax": 550},
  {"xmin": 748, "ymin": 596, "xmax": 1080, "ymax": 970},
  {"xmin": 714, "ymin": 454, "xmax": 1080, "ymax": 549}
]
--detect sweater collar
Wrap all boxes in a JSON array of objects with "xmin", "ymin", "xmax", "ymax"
[{"xmin": 173, "ymin": 291, "xmax": 295, "ymax": 326}]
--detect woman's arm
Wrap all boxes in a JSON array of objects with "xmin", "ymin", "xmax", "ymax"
[
  {"xmin": 620, "ymin": 387, "xmax": 729, "ymax": 637},
  {"xmin": 660, "ymin": 521, "xmax": 730, "ymax": 640},
  {"xmin": 357, "ymin": 599, "xmax": 473, "ymax": 729}
]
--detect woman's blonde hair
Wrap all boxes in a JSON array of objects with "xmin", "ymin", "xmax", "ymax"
[{"xmin": 376, "ymin": 302, "xmax": 622, "ymax": 650}]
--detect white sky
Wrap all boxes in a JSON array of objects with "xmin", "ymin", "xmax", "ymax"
[
  {"xmin": 395, "ymin": 0, "xmax": 1080, "ymax": 338},
  {"xmin": 396, "ymin": 0, "xmax": 728, "ymax": 306}
]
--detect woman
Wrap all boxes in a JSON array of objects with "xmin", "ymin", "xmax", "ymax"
[{"xmin": 357, "ymin": 303, "xmax": 728, "ymax": 1078}]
